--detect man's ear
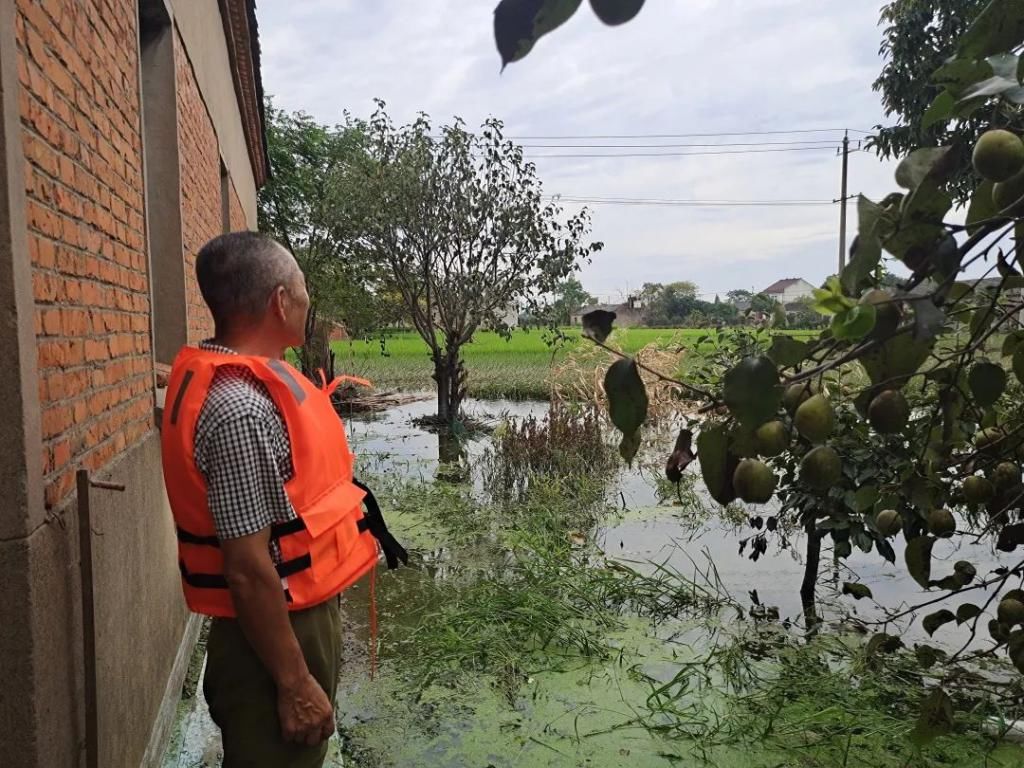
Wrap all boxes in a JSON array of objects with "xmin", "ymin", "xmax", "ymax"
[{"xmin": 270, "ymin": 285, "xmax": 288, "ymax": 321}]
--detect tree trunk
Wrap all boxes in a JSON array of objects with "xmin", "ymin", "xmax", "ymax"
[
  {"xmin": 298, "ymin": 305, "xmax": 334, "ymax": 382},
  {"xmin": 800, "ymin": 524, "xmax": 825, "ymax": 630},
  {"xmin": 432, "ymin": 347, "xmax": 466, "ymax": 424}
]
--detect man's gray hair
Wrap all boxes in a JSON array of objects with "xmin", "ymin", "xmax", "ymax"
[{"xmin": 195, "ymin": 232, "xmax": 298, "ymax": 330}]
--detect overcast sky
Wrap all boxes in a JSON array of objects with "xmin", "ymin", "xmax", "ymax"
[{"xmin": 256, "ymin": 1, "xmax": 905, "ymax": 302}]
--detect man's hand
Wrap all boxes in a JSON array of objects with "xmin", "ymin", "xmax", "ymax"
[
  {"xmin": 221, "ymin": 529, "xmax": 336, "ymax": 745},
  {"xmin": 277, "ymin": 672, "xmax": 336, "ymax": 746}
]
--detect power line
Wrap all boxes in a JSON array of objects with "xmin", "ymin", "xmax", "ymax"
[
  {"xmin": 508, "ymin": 127, "xmax": 872, "ymax": 140},
  {"xmin": 520, "ymin": 139, "xmax": 843, "ymax": 149},
  {"xmin": 550, "ymin": 195, "xmax": 839, "ymax": 207},
  {"xmin": 527, "ymin": 146, "xmax": 847, "ymax": 159}
]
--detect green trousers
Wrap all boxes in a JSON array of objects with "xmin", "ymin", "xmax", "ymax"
[{"xmin": 203, "ymin": 598, "xmax": 342, "ymax": 768}]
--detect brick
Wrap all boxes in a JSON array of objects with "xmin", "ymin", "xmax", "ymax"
[
  {"xmin": 44, "ymin": 469, "xmax": 74, "ymax": 510},
  {"xmin": 41, "ymin": 403, "xmax": 72, "ymax": 439},
  {"xmin": 84, "ymin": 338, "xmax": 108, "ymax": 362}
]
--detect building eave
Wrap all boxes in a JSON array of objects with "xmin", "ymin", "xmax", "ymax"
[{"xmin": 218, "ymin": 0, "xmax": 271, "ymax": 188}]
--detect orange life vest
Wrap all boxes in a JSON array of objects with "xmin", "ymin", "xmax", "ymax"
[{"xmin": 161, "ymin": 346, "xmax": 384, "ymax": 618}]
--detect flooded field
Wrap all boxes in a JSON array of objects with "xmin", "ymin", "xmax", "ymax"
[{"xmin": 165, "ymin": 396, "xmax": 1024, "ymax": 768}]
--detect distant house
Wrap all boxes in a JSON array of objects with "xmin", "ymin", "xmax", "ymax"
[
  {"xmin": 761, "ymin": 278, "xmax": 816, "ymax": 306},
  {"xmin": 571, "ymin": 295, "xmax": 644, "ymax": 327},
  {"xmin": 328, "ymin": 321, "xmax": 349, "ymax": 342}
]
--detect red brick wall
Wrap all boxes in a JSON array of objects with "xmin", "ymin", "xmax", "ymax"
[
  {"xmin": 16, "ymin": 0, "xmax": 153, "ymax": 509},
  {"xmin": 175, "ymin": 28, "xmax": 218, "ymax": 343},
  {"xmin": 228, "ymin": 175, "xmax": 247, "ymax": 231}
]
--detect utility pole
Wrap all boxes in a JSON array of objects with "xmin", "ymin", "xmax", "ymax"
[{"xmin": 838, "ymin": 130, "xmax": 850, "ymax": 272}]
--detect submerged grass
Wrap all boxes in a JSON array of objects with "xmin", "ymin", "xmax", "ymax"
[{"xmin": 340, "ymin": 403, "xmax": 1024, "ymax": 767}]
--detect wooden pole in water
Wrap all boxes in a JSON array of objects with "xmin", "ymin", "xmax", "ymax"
[{"xmin": 77, "ymin": 470, "xmax": 125, "ymax": 768}]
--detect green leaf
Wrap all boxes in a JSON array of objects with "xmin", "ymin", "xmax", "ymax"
[
  {"xmin": 842, "ymin": 582, "xmax": 873, "ymax": 600},
  {"xmin": 852, "ymin": 485, "xmax": 879, "ymax": 512},
  {"xmin": 924, "ymin": 609, "xmax": 956, "ymax": 637},
  {"xmin": 858, "ymin": 334, "xmax": 933, "ymax": 386},
  {"xmin": 956, "ymin": 603, "xmax": 982, "ymax": 625},
  {"xmin": 722, "ymin": 357, "xmax": 781, "ymax": 429},
  {"xmin": 963, "ymin": 76, "xmax": 1024, "ymax": 103},
  {"xmin": 811, "ymin": 276, "xmax": 856, "ymax": 316},
  {"xmin": 854, "ymin": 530, "xmax": 874, "ymax": 553},
  {"xmin": 494, "ymin": 0, "xmax": 585, "ymax": 68},
  {"xmin": 604, "ymin": 358, "xmax": 648, "ymax": 435},
  {"xmin": 968, "ymin": 362, "xmax": 1007, "ymax": 407},
  {"xmin": 961, "ymin": 56, "xmax": 1024, "ymax": 102},
  {"xmin": 831, "ymin": 304, "xmax": 877, "ymax": 341},
  {"xmin": 933, "ymin": 58, "xmax": 994, "ymax": 93},
  {"xmin": 841, "ymin": 233, "xmax": 882, "ymax": 295},
  {"xmin": 905, "ymin": 535, "xmax": 935, "ymax": 589},
  {"xmin": 767, "ymin": 335, "xmax": 809, "ymax": 369},
  {"xmin": 967, "ymin": 181, "xmax": 1000, "ymax": 236},
  {"xmin": 857, "ymin": 194, "xmax": 886, "ymax": 233},
  {"xmin": 876, "ymin": 538, "xmax": 897, "ymax": 563},
  {"xmin": 866, "ymin": 632, "xmax": 904, "ymax": 656},
  {"xmin": 697, "ymin": 423, "xmax": 737, "ymax": 506},
  {"xmin": 619, "ymin": 430, "xmax": 641, "ymax": 463},
  {"xmin": 1002, "ymin": 330, "xmax": 1024, "ymax": 357},
  {"xmin": 834, "ymin": 540, "xmax": 853, "ymax": 559},
  {"xmin": 582, "ymin": 309, "xmax": 616, "ymax": 343},
  {"xmin": 916, "ymin": 644, "xmax": 944, "ymax": 669},
  {"xmin": 884, "ymin": 182, "xmax": 953, "ymax": 261},
  {"xmin": 931, "ymin": 574, "xmax": 968, "ymax": 591},
  {"xmin": 921, "ymin": 90, "xmax": 955, "ymax": 130},
  {"xmin": 997, "ymin": 523, "xmax": 1024, "ymax": 552},
  {"xmin": 588, "ymin": 0, "xmax": 646, "ymax": 26},
  {"xmin": 958, "ymin": 0, "xmax": 1024, "ymax": 60},
  {"xmin": 910, "ymin": 688, "xmax": 954, "ymax": 747},
  {"xmin": 895, "ymin": 147, "xmax": 953, "ymax": 191}
]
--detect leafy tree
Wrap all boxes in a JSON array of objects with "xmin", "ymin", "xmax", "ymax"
[
  {"xmin": 355, "ymin": 103, "xmax": 601, "ymax": 422},
  {"xmin": 869, "ymin": 0, "xmax": 1024, "ymax": 200},
  {"xmin": 584, "ymin": 1, "xmax": 1024, "ymax": 730},
  {"xmin": 786, "ymin": 296, "xmax": 828, "ymax": 330},
  {"xmin": 258, "ymin": 103, "xmax": 400, "ymax": 375},
  {"xmin": 727, "ymin": 289, "xmax": 753, "ymax": 305},
  {"xmin": 550, "ymin": 277, "xmax": 594, "ymax": 326}
]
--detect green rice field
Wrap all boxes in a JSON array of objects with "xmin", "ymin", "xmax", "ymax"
[{"xmin": 329, "ymin": 327, "xmax": 815, "ymax": 399}]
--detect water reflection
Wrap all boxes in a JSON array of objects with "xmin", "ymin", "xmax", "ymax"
[{"xmin": 345, "ymin": 394, "xmax": 1016, "ymax": 647}]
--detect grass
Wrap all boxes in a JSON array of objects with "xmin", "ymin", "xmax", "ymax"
[
  {"xmin": 331, "ymin": 327, "xmax": 817, "ymax": 399},
  {"xmin": 330, "ymin": 400, "xmax": 1024, "ymax": 767}
]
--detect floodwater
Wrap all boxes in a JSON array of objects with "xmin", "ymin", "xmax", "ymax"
[
  {"xmin": 164, "ymin": 395, "xmax": 1021, "ymax": 767},
  {"xmin": 348, "ymin": 395, "xmax": 1015, "ymax": 632}
]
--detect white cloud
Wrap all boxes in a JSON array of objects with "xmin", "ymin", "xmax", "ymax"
[{"xmin": 256, "ymin": 0, "xmax": 903, "ymax": 299}]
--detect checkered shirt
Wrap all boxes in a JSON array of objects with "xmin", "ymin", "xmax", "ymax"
[{"xmin": 193, "ymin": 342, "xmax": 296, "ymax": 564}]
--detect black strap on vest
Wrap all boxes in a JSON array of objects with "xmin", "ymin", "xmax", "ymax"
[
  {"xmin": 177, "ymin": 518, "xmax": 306, "ymax": 547},
  {"xmin": 176, "ymin": 479, "xmax": 408, "ymax": 570},
  {"xmin": 352, "ymin": 479, "xmax": 408, "ymax": 570},
  {"xmin": 178, "ymin": 553, "xmax": 312, "ymax": 590}
]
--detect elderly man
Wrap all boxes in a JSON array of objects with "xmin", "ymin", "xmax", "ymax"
[{"xmin": 161, "ymin": 231, "xmax": 404, "ymax": 767}]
